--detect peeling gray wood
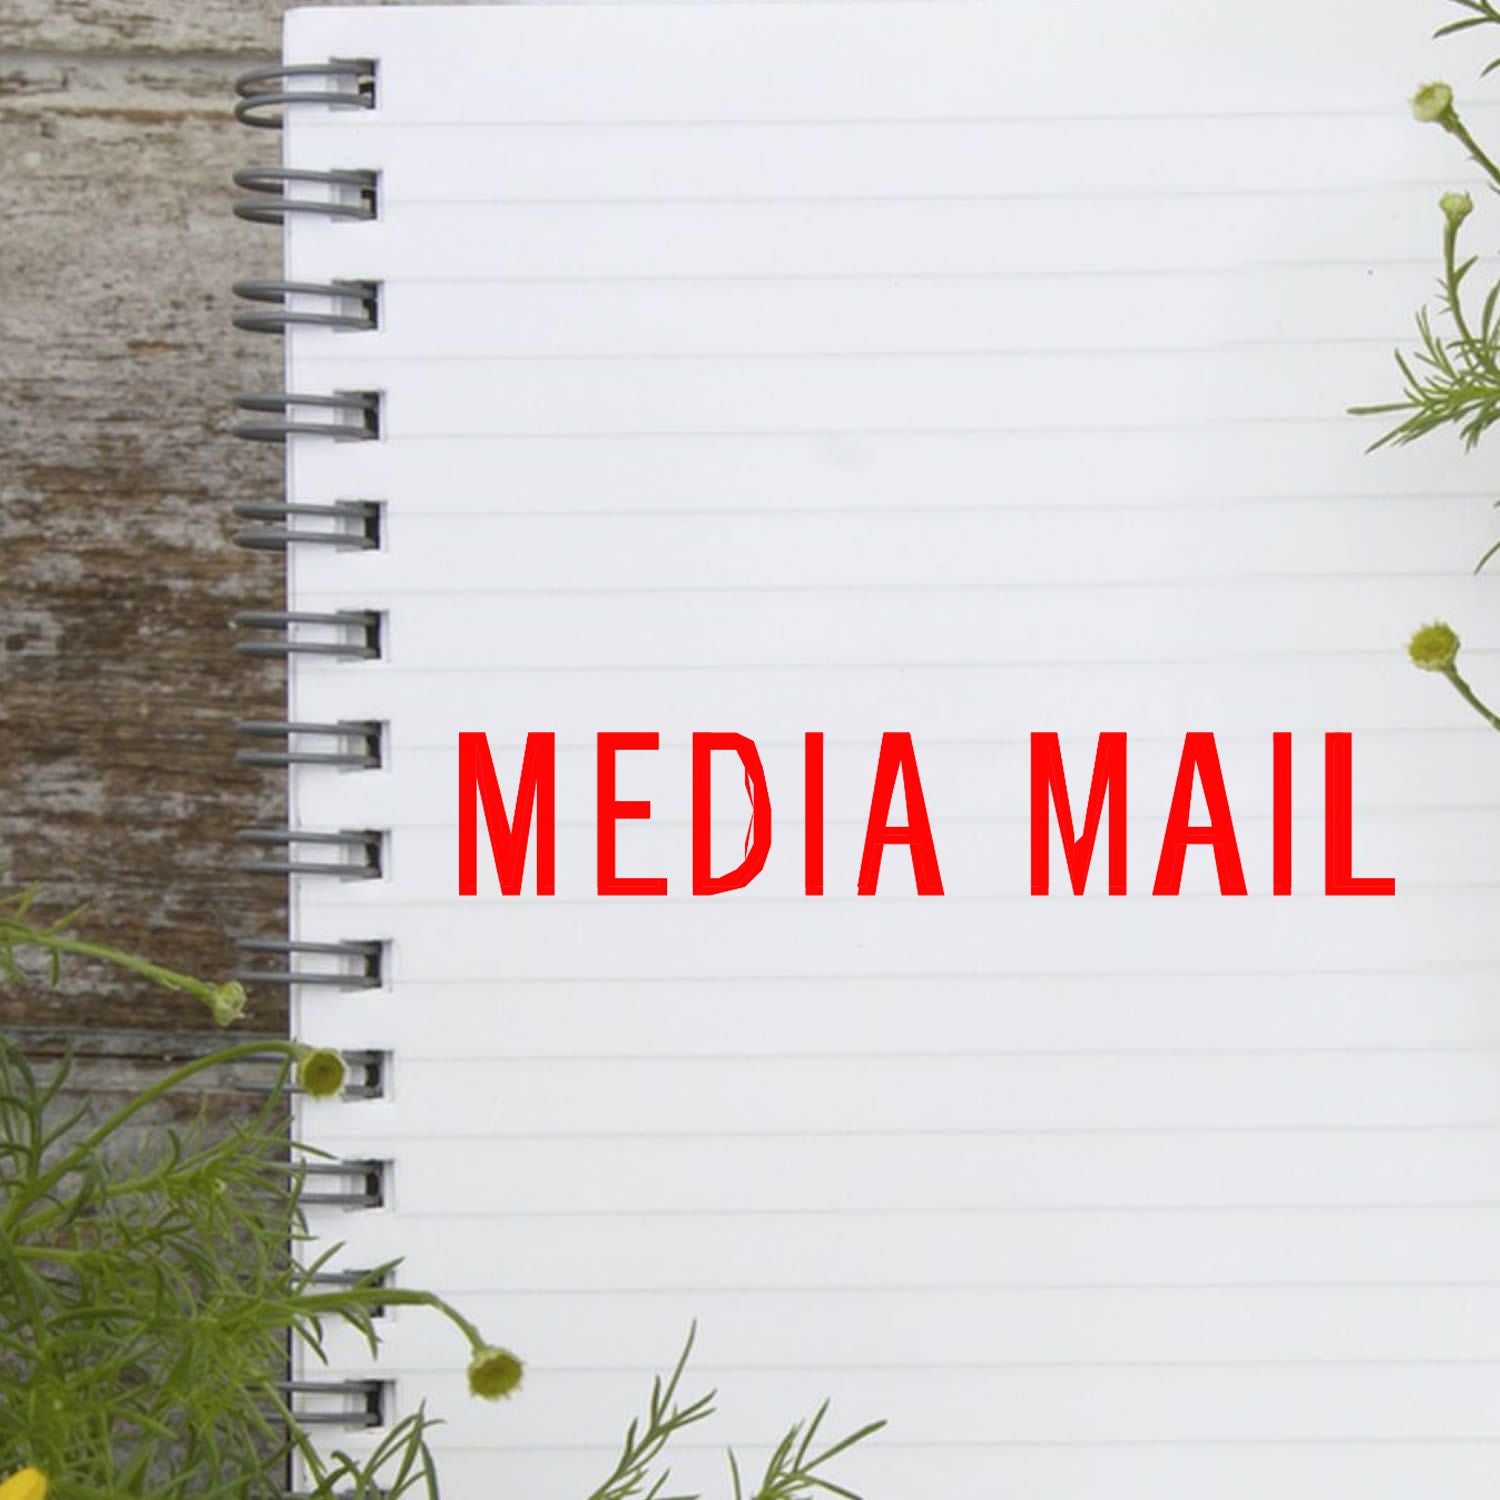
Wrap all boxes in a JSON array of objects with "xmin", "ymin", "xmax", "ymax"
[
  {"xmin": 9, "ymin": 1024, "xmax": 288, "ymax": 1134},
  {"xmin": 6, "ymin": 1027, "xmax": 293, "ymax": 1175},
  {"xmin": 0, "ymin": 0, "xmax": 280, "ymax": 57},
  {"xmin": 0, "ymin": 1, "xmax": 542, "ymax": 1041},
  {"xmin": 0, "ymin": 55, "xmax": 290, "ymax": 1033},
  {"xmin": 0, "ymin": 0, "xmax": 510, "ymax": 61}
]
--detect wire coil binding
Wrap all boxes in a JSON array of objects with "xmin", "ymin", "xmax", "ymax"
[
  {"xmin": 298, "ymin": 1159, "xmax": 387, "ymax": 1210},
  {"xmin": 279, "ymin": 1380, "xmax": 386, "ymax": 1428},
  {"xmin": 233, "ymin": 391, "xmax": 380, "ymax": 443},
  {"xmin": 235, "ymin": 719, "xmax": 383, "ymax": 769},
  {"xmin": 233, "ymin": 279, "xmax": 379, "ymax": 334},
  {"xmin": 231, "ymin": 609, "xmax": 381, "ymax": 659},
  {"xmin": 235, "ymin": 827, "xmax": 383, "ymax": 879},
  {"xmin": 232, "ymin": 501, "xmax": 382, "ymax": 552},
  {"xmin": 308, "ymin": 1267, "xmax": 391, "ymax": 1292},
  {"xmin": 232, "ymin": 57, "xmax": 390, "ymax": 1439},
  {"xmin": 235, "ymin": 59, "xmax": 377, "ymax": 128},
  {"xmin": 233, "ymin": 166, "xmax": 378, "ymax": 224},
  {"xmin": 235, "ymin": 938, "xmax": 385, "ymax": 989}
]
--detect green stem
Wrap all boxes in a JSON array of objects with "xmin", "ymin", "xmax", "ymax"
[
  {"xmin": 1443, "ymin": 663, "xmax": 1500, "ymax": 731},
  {"xmin": 1440, "ymin": 213, "xmax": 1500, "ymax": 382},
  {"xmin": 1443, "ymin": 219, "xmax": 1479, "ymax": 345},
  {"xmin": 1444, "ymin": 109, "xmax": 1500, "ymax": 193},
  {"xmin": 13, "ymin": 1245, "xmax": 93, "ymax": 1265},
  {"xmin": 1, "ymin": 1041, "xmax": 302, "ymax": 1235},
  {"xmin": 0, "ymin": 922, "xmax": 241, "ymax": 1022},
  {"xmin": 259, "ymin": 1384, "xmax": 332, "ymax": 1494},
  {"xmin": 292, "ymin": 1287, "xmax": 486, "ymax": 1350}
]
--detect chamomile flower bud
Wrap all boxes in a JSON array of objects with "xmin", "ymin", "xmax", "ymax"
[
  {"xmin": 294, "ymin": 1045, "xmax": 347, "ymax": 1100},
  {"xmin": 1408, "ymin": 621, "xmax": 1461, "ymax": 672},
  {"xmin": 1412, "ymin": 81, "xmax": 1456, "ymax": 126},
  {"xmin": 0, "ymin": 1469, "xmax": 48, "ymax": 1500},
  {"xmin": 208, "ymin": 981, "xmax": 247, "ymax": 1027},
  {"xmin": 467, "ymin": 1345, "xmax": 524, "ymax": 1400},
  {"xmin": 1442, "ymin": 190, "xmax": 1474, "ymax": 227}
]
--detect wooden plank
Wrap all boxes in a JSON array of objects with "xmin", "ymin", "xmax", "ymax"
[
  {"xmin": 7, "ymin": 1026, "xmax": 292, "ymax": 1171},
  {"xmin": 0, "ymin": 57, "xmax": 289, "ymax": 1031},
  {"xmin": 2, "ymin": 0, "xmax": 617, "ymax": 62},
  {"xmin": 0, "ymin": 4, "xmax": 281, "ymax": 57}
]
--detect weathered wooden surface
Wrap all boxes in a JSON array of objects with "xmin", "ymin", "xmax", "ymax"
[
  {"xmin": 1, "ymin": 0, "xmax": 514, "ymax": 1041},
  {"xmin": 0, "ymin": 0, "xmax": 492, "ymax": 58},
  {"xmin": 0, "ymin": 42, "xmax": 289, "ymax": 1033},
  {"xmin": 0, "ymin": 6, "xmax": 283, "ymax": 54},
  {"xmin": 9, "ymin": 1024, "xmax": 287, "ymax": 1131}
]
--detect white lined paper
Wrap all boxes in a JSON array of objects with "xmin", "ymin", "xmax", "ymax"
[{"xmin": 278, "ymin": 4, "xmax": 1500, "ymax": 1495}]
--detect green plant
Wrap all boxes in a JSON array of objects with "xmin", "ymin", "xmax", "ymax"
[
  {"xmin": 0, "ymin": 893, "xmax": 883, "ymax": 1498},
  {"xmin": 0, "ymin": 889, "xmax": 521, "ymax": 1499},
  {"xmin": 1353, "ymin": 0, "xmax": 1500, "ymax": 728},
  {"xmin": 1352, "ymin": 184, "xmax": 1500, "ymax": 454},
  {"xmin": 586, "ymin": 1328, "xmax": 884, "ymax": 1500}
]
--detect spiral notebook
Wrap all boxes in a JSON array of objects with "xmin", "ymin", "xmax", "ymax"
[{"xmin": 228, "ymin": 3, "xmax": 1500, "ymax": 1495}]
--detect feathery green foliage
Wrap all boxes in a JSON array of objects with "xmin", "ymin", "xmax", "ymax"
[
  {"xmin": 586, "ymin": 1326, "xmax": 717, "ymax": 1500},
  {"xmin": 586, "ymin": 1327, "xmax": 884, "ymax": 1500},
  {"xmin": 1352, "ymin": 191, "xmax": 1500, "ymax": 452},
  {"xmin": 0, "ymin": 894, "xmax": 881, "ymax": 1497},
  {"xmin": 0, "ymin": 890, "xmax": 518, "ymax": 1499},
  {"xmin": 1435, "ymin": 0, "xmax": 1500, "ymax": 64},
  {"xmin": 727, "ymin": 1403, "xmax": 886, "ymax": 1500},
  {"xmin": 1354, "ymin": 0, "xmax": 1500, "ymax": 730}
]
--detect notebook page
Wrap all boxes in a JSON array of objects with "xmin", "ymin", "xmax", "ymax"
[{"xmin": 276, "ymin": 4, "xmax": 1500, "ymax": 1495}]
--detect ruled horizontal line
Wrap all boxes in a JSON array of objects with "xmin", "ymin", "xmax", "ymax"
[
  {"xmin": 340, "ymin": 1279, "xmax": 1500, "ymax": 1295},
  {"xmin": 341, "ymin": 807, "xmax": 1500, "ymax": 829},
  {"xmin": 306, "ymin": 1202, "xmax": 1500, "ymax": 1221},
  {"xmin": 320, "ymin": 876, "xmax": 1485, "ymax": 894},
  {"xmin": 387, "ymin": 1046, "xmax": 1500, "ymax": 1062},
  {"xmin": 316, "ymin": 1200, "xmax": 1500, "ymax": 1224},
  {"xmin": 333, "ymin": 492, "xmax": 1500, "ymax": 517},
  {"xmin": 292, "ymin": 105, "xmax": 1500, "ymax": 127},
  {"xmin": 348, "ymin": 1359, "xmax": 1500, "ymax": 1375},
  {"xmin": 381, "ymin": 182, "xmax": 1455, "ymax": 207},
  {"xmin": 306, "ymin": 1123, "xmax": 1500, "ymax": 1142},
  {"xmin": 290, "ymin": 964, "xmax": 1500, "ymax": 983},
  {"xmin": 305, "ymin": 889, "xmax": 1495, "ymax": 909},
  {"xmin": 386, "ymin": 1436, "xmax": 1500, "ymax": 1453},
  {"xmin": 296, "ymin": 651, "xmax": 1500, "ymax": 671},
  {"xmin": 377, "ymin": 418, "xmax": 1409, "ymax": 439},
  {"xmin": 292, "ymin": 337, "xmax": 1411, "ymax": 364},
  {"xmin": 298, "ymin": 573, "xmax": 1485, "ymax": 593},
  {"xmin": 347, "ymin": 258, "xmax": 1440, "ymax": 284},
  {"xmin": 373, "ymin": 726, "xmax": 1497, "ymax": 750},
  {"xmin": 317, "ymin": 1200, "xmax": 1500, "ymax": 1219}
]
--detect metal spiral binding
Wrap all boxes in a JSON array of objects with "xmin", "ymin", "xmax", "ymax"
[
  {"xmin": 235, "ymin": 937, "xmax": 385, "ymax": 989},
  {"xmin": 235, "ymin": 720, "xmax": 383, "ymax": 769},
  {"xmin": 234, "ymin": 59, "xmax": 377, "ymax": 129},
  {"xmin": 308, "ymin": 1266, "xmax": 392, "ymax": 1294},
  {"xmin": 233, "ymin": 391, "xmax": 380, "ymax": 443},
  {"xmin": 235, "ymin": 828, "xmax": 384, "ymax": 879},
  {"xmin": 280, "ymin": 1380, "xmax": 386, "ymax": 1428},
  {"xmin": 233, "ymin": 166, "xmax": 379, "ymax": 224},
  {"xmin": 233, "ymin": 57, "xmax": 390, "ymax": 1449},
  {"xmin": 299, "ymin": 1159, "xmax": 388, "ymax": 1209},
  {"xmin": 232, "ymin": 500, "xmax": 382, "ymax": 552},
  {"xmin": 233, "ymin": 279, "xmax": 379, "ymax": 334},
  {"xmin": 231, "ymin": 610, "xmax": 382, "ymax": 659}
]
